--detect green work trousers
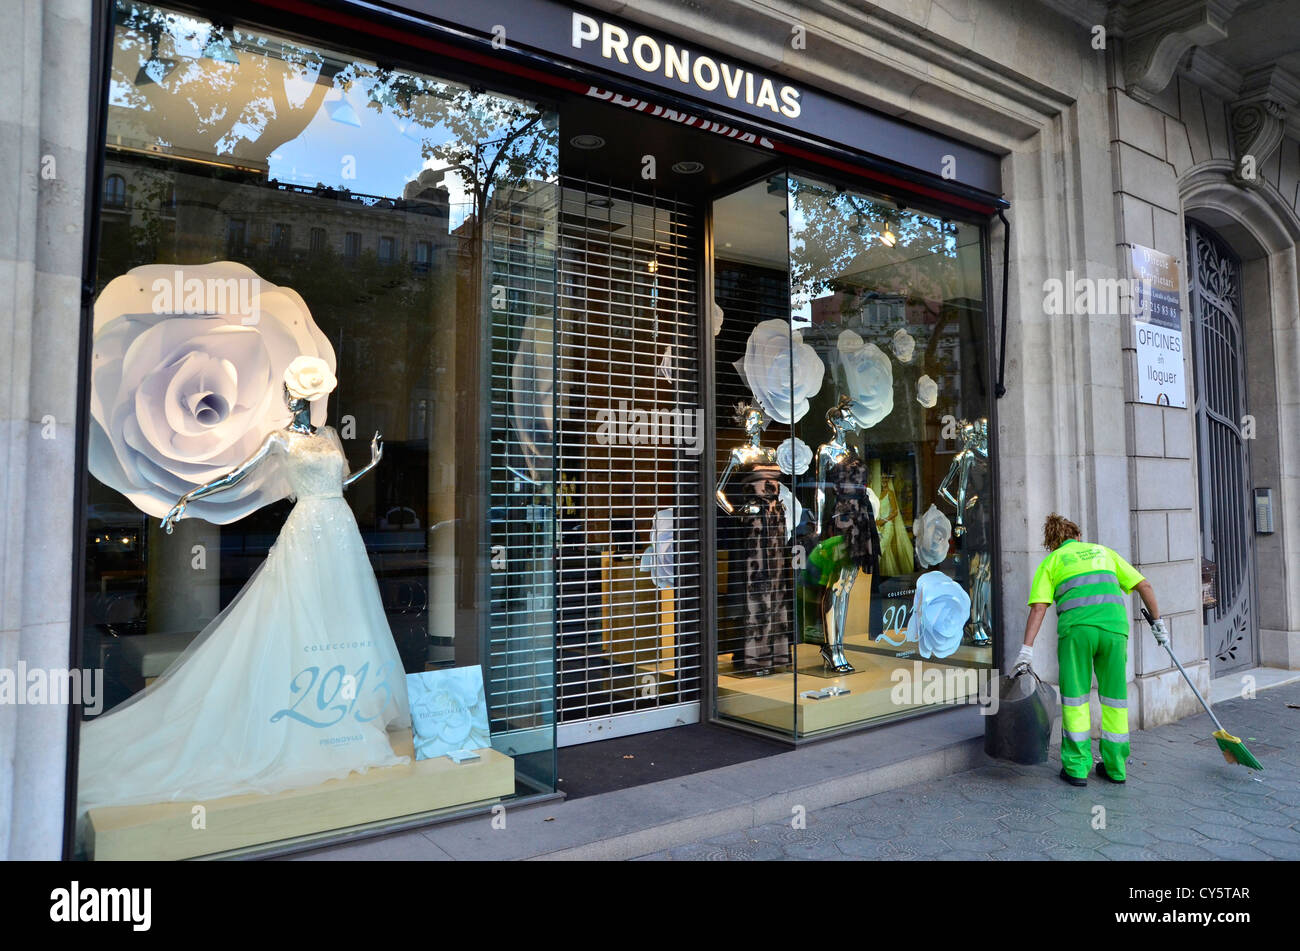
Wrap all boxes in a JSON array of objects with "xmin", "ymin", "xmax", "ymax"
[{"xmin": 1057, "ymin": 623, "xmax": 1130, "ymax": 779}]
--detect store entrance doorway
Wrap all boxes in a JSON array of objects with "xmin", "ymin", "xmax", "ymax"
[
  {"xmin": 551, "ymin": 93, "xmax": 775, "ymax": 745},
  {"xmin": 1187, "ymin": 221, "xmax": 1258, "ymax": 676}
]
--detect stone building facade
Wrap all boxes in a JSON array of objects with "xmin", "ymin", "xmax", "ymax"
[{"xmin": 2, "ymin": 0, "xmax": 1297, "ymax": 859}]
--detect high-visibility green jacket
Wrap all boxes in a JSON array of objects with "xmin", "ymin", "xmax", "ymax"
[{"xmin": 1027, "ymin": 539, "xmax": 1144, "ymax": 635}]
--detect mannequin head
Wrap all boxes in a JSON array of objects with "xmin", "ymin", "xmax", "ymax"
[
  {"xmin": 827, "ymin": 394, "xmax": 856, "ymax": 434},
  {"xmin": 734, "ymin": 402, "xmax": 766, "ymax": 439},
  {"xmin": 282, "ymin": 383, "xmax": 309, "ymax": 416}
]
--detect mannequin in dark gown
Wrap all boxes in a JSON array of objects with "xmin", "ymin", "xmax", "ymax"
[{"xmin": 716, "ymin": 404, "xmax": 792, "ymax": 673}]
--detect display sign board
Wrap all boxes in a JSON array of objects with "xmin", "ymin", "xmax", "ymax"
[
  {"xmin": 351, "ymin": 0, "xmax": 1003, "ymax": 196},
  {"xmin": 1130, "ymin": 243, "xmax": 1187, "ymax": 408}
]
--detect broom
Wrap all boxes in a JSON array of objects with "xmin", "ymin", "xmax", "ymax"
[{"xmin": 1142, "ymin": 608, "xmax": 1263, "ymax": 770}]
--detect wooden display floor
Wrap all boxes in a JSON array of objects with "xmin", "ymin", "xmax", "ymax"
[
  {"xmin": 86, "ymin": 730, "xmax": 514, "ymax": 860},
  {"xmin": 717, "ymin": 642, "xmax": 986, "ymax": 735}
]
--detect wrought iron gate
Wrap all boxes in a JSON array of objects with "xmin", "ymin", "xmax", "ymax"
[{"xmin": 1187, "ymin": 222, "xmax": 1257, "ymax": 675}]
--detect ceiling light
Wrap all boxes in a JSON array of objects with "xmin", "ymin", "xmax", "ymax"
[
  {"xmin": 672, "ymin": 160, "xmax": 704, "ymax": 174},
  {"xmin": 570, "ymin": 134, "xmax": 605, "ymax": 150}
]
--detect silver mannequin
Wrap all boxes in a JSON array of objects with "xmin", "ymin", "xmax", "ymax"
[
  {"xmin": 161, "ymin": 383, "xmax": 382, "ymax": 534},
  {"xmin": 814, "ymin": 395, "xmax": 860, "ymax": 674},
  {"xmin": 938, "ymin": 417, "xmax": 988, "ymax": 538},
  {"xmin": 966, "ymin": 551, "xmax": 992, "ymax": 647},
  {"xmin": 715, "ymin": 404, "xmax": 777, "ymax": 515}
]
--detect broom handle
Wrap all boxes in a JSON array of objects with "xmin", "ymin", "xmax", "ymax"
[{"xmin": 1141, "ymin": 607, "xmax": 1228, "ymax": 735}]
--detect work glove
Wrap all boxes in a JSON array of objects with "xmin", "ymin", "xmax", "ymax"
[
  {"xmin": 1014, "ymin": 644, "xmax": 1034, "ymax": 670},
  {"xmin": 1149, "ymin": 617, "xmax": 1169, "ymax": 647}
]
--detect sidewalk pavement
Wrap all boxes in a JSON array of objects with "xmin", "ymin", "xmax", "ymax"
[
  {"xmin": 291, "ymin": 680, "xmax": 1300, "ymax": 861},
  {"xmin": 639, "ymin": 680, "xmax": 1300, "ymax": 861}
]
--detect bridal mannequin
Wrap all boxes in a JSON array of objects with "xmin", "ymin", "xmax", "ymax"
[{"xmin": 78, "ymin": 363, "xmax": 411, "ymax": 829}]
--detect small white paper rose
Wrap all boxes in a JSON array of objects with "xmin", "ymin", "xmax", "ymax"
[
  {"xmin": 776, "ymin": 437, "xmax": 812, "ymax": 476},
  {"xmin": 913, "ymin": 503, "xmax": 952, "ymax": 568},
  {"xmin": 639, "ymin": 506, "xmax": 676, "ymax": 590},
  {"xmin": 284, "ymin": 355, "xmax": 337, "ymax": 401},
  {"xmin": 916, "ymin": 374, "xmax": 939, "ymax": 408},
  {"xmin": 734, "ymin": 319, "xmax": 825, "ymax": 424},
  {"xmin": 891, "ymin": 328, "xmax": 916, "ymax": 363},
  {"xmin": 712, "ymin": 300, "xmax": 725, "ymax": 337},
  {"xmin": 837, "ymin": 329, "xmax": 893, "ymax": 429},
  {"xmin": 777, "ymin": 483, "xmax": 803, "ymax": 541},
  {"xmin": 89, "ymin": 262, "xmax": 335, "ymax": 523}
]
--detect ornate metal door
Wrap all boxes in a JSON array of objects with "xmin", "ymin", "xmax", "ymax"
[{"xmin": 1187, "ymin": 222, "xmax": 1257, "ymax": 675}]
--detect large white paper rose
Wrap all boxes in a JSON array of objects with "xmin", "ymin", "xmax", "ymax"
[
  {"xmin": 904, "ymin": 570, "xmax": 970, "ymax": 659},
  {"xmin": 89, "ymin": 262, "xmax": 335, "ymax": 523},
  {"xmin": 837, "ymin": 330, "xmax": 893, "ymax": 429},
  {"xmin": 913, "ymin": 503, "xmax": 952, "ymax": 568},
  {"xmin": 776, "ymin": 437, "xmax": 812, "ymax": 476},
  {"xmin": 734, "ymin": 319, "xmax": 825, "ymax": 424}
]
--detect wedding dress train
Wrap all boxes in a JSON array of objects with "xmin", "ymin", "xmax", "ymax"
[{"xmin": 78, "ymin": 427, "xmax": 411, "ymax": 819}]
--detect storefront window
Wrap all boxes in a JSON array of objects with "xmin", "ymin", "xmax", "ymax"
[
  {"xmin": 77, "ymin": 0, "xmax": 559, "ymax": 858},
  {"xmin": 713, "ymin": 172, "xmax": 994, "ymax": 738}
]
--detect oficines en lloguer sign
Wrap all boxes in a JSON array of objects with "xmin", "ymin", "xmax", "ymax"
[{"xmin": 364, "ymin": 0, "xmax": 1003, "ymax": 198}]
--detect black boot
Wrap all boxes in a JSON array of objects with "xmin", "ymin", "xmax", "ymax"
[{"xmin": 1059, "ymin": 767, "xmax": 1087, "ymax": 787}]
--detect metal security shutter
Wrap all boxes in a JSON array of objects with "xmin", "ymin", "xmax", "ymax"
[
  {"xmin": 486, "ymin": 183, "xmax": 559, "ymax": 755},
  {"xmin": 554, "ymin": 177, "xmax": 702, "ymax": 745}
]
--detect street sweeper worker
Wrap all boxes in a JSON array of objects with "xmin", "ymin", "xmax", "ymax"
[{"xmin": 1015, "ymin": 514, "xmax": 1165, "ymax": 787}]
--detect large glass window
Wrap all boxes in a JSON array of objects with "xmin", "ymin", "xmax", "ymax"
[
  {"xmin": 77, "ymin": 0, "xmax": 559, "ymax": 858},
  {"xmin": 712, "ymin": 172, "xmax": 993, "ymax": 738}
]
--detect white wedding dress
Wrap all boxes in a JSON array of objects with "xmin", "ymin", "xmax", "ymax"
[{"xmin": 77, "ymin": 427, "xmax": 411, "ymax": 821}]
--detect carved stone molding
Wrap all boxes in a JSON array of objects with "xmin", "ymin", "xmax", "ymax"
[
  {"xmin": 1230, "ymin": 65, "xmax": 1300, "ymax": 189},
  {"xmin": 1116, "ymin": 0, "xmax": 1245, "ymax": 103}
]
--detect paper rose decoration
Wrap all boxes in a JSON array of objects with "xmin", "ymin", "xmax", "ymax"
[
  {"xmin": 711, "ymin": 300, "xmax": 725, "ymax": 337},
  {"xmin": 916, "ymin": 374, "xmax": 938, "ymax": 408},
  {"xmin": 891, "ymin": 328, "xmax": 916, "ymax": 363},
  {"xmin": 776, "ymin": 437, "xmax": 812, "ymax": 476},
  {"xmin": 913, "ymin": 503, "xmax": 952, "ymax": 568},
  {"xmin": 777, "ymin": 483, "xmax": 803, "ymax": 541},
  {"xmin": 903, "ymin": 571, "xmax": 970, "ymax": 659},
  {"xmin": 639, "ymin": 507, "xmax": 676, "ymax": 590},
  {"xmin": 837, "ymin": 329, "xmax": 893, "ymax": 429},
  {"xmin": 284, "ymin": 355, "xmax": 337, "ymax": 401},
  {"xmin": 89, "ymin": 262, "xmax": 335, "ymax": 523},
  {"xmin": 734, "ymin": 318, "xmax": 825, "ymax": 424}
]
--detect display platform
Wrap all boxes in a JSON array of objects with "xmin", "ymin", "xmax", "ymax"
[
  {"xmin": 85, "ymin": 730, "xmax": 514, "ymax": 860},
  {"xmin": 844, "ymin": 628, "xmax": 993, "ymax": 666},
  {"xmin": 717, "ymin": 642, "xmax": 985, "ymax": 736}
]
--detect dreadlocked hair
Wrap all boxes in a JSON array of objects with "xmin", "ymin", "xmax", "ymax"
[
  {"xmin": 1043, "ymin": 513, "xmax": 1081, "ymax": 550},
  {"xmin": 733, "ymin": 401, "xmax": 757, "ymax": 424}
]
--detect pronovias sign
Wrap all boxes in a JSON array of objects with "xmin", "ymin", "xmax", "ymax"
[
  {"xmin": 355, "ymin": 0, "xmax": 1003, "ymax": 197},
  {"xmin": 570, "ymin": 12, "xmax": 802, "ymax": 119}
]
